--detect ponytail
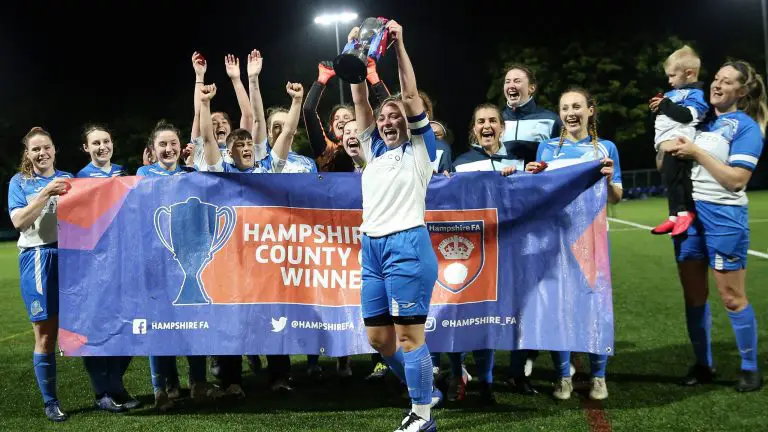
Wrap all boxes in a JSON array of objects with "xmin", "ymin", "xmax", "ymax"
[
  {"xmin": 726, "ymin": 60, "xmax": 768, "ymax": 136},
  {"xmin": 18, "ymin": 127, "xmax": 51, "ymax": 178}
]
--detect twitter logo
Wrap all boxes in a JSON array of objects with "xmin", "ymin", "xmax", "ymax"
[{"xmin": 271, "ymin": 317, "xmax": 288, "ymax": 333}]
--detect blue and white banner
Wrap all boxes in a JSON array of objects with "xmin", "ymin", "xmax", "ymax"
[{"xmin": 57, "ymin": 161, "xmax": 613, "ymax": 357}]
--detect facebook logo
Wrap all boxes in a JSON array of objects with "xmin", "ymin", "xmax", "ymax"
[{"xmin": 132, "ymin": 319, "xmax": 147, "ymax": 335}]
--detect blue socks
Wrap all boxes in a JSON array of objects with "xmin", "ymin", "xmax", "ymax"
[
  {"xmin": 686, "ymin": 303, "xmax": 713, "ymax": 367},
  {"xmin": 307, "ymin": 354, "xmax": 320, "ymax": 368},
  {"xmin": 108, "ymin": 357, "xmax": 131, "ymax": 394},
  {"xmin": 383, "ymin": 348, "xmax": 407, "ymax": 383},
  {"xmin": 403, "ymin": 344, "xmax": 434, "ymax": 406},
  {"xmin": 473, "ymin": 349, "xmax": 494, "ymax": 383},
  {"xmin": 83, "ymin": 356, "xmax": 110, "ymax": 396},
  {"xmin": 552, "ymin": 352, "xmax": 608, "ymax": 377},
  {"xmin": 551, "ymin": 351, "xmax": 572, "ymax": 377},
  {"xmin": 448, "ymin": 352, "xmax": 463, "ymax": 378},
  {"xmin": 187, "ymin": 356, "xmax": 207, "ymax": 384},
  {"xmin": 33, "ymin": 352, "xmax": 57, "ymax": 404},
  {"xmin": 149, "ymin": 356, "xmax": 169, "ymax": 392},
  {"xmin": 728, "ymin": 304, "xmax": 759, "ymax": 371},
  {"xmin": 590, "ymin": 354, "xmax": 608, "ymax": 378},
  {"xmin": 113, "ymin": 356, "xmax": 132, "ymax": 393}
]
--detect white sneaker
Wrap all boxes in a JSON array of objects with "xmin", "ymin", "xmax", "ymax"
[
  {"xmin": 589, "ymin": 377, "xmax": 608, "ymax": 400},
  {"xmin": 396, "ymin": 411, "xmax": 436, "ymax": 432},
  {"xmin": 570, "ymin": 362, "xmax": 577, "ymax": 377},
  {"xmin": 432, "ymin": 366, "xmax": 440, "ymax": 376},
  {"xmin": 524, "ymin": 358, "xmax": 534, "ymax": 377},
  {"xmin": 553, "ymin": 377, "xmax": 573, "ymax": 400}
]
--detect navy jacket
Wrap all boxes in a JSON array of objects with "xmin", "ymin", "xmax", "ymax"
[{"xmin": 501, "ymin": 98, "xmax": 561, "ymax": 164}]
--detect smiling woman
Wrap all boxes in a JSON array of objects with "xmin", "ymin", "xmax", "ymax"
[
  {"xmin": 350, "ymin": 20, "xmax": 442, "ymax": 432},
  {"xmin": 657, "ymin": 60, "xmax": 768, "ymax": 393},
  {"xmin": 76, "ymin": 125, "xmax": 125, "ymax": 178},
  {"xmin": 8, "ymin": 127, "xmax": 73, "ymax": 422},
  {"xmin": 500, "ymin": 64, "xmax": 562, "ymax": 168},
  {"xmin": 519, "ymin": 87, "xmax": 624, "ymax": 402}
]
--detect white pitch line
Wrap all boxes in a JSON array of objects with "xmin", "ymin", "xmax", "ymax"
[
  {"xmin": 608, "ymin": 217, "xmax": 768, "ymax": 260},
  {"xmin": 0, "ymin": 329, "xmax": 32, "ymax": 343}
]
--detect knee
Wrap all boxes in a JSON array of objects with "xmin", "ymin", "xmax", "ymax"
[
  {"xmin": 720, "ymin": 285, "xmax": 747, "ymax": 312},
  {"xmin": 367, "ymin": 333, "xmax": 395, "ymax": 357},
  {"xmin": 723, "ymin": 294, "xmax": 747, "ymax": 312},
  {"xmin": 35, "ymin": 333, "xmax": 56, "ymax": 353},
  {"xmin": 398, "ymin": 334, "xmax": 423, "ymax": 353}
]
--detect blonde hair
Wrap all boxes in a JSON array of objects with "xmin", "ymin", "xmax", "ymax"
[
  {"xmin": 19, "ymin": 127, "xmax": 52, "ymax": 178},
  {"xmin": 725, "ymin": 60, "xmax": 768, "ymax": 136},
  {"xmin": 557, "ymin": 88, "xmax": 599, "ymax": 159},
  {"xmin": 664, "ymin": 45, "xmax": 701, "ymax": 76}
]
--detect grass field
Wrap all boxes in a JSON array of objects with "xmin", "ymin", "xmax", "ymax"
[{"xmin": 1, "ymin": 193, "xmax": 768, "ymax": 431}]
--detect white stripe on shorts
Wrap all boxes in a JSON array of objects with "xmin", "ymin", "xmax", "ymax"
[
  {"xmin": 714, "ymin": 253, "xmax": 724, "ymax": 271},
  {"xmin": 34, "ymin": 248, "xmax": 43, "ymax": 295},
  {"xmin": 391, "ymin": 298, "xmax": 399, "ymax": 317}
]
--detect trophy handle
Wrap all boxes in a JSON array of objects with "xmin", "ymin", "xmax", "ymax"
[
  {"xmin": 367, "ymin": 26, "xmax": 389, "ymax": 59},
  {"xmin": 153, "ymin": 206, "xmax": 174, "ymax": 253},
  {"xmin": 211, "ymin": 206, "xmax": 236, "ymax": 253}
]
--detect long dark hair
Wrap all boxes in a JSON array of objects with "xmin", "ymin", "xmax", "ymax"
[
  {"xmin": 327, "ymin": 104, "xmax": 354, "ymax": 142},
  {"xmin": 467, "ymin": 103, "xmax": 503, "ymax": 146},
  {"xmin": 148, "ymin": 120, "xmax": 182, "ymax": 163}
]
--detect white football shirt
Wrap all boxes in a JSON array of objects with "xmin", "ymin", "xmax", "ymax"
[{"xmin": 359, "ymin": 111, "xmax": 436, "ymax": 237}]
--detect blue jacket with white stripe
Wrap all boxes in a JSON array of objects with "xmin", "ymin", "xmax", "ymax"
[{"xmin": 501, "ymin": 98, "xmax": 561, "ymax": 164}]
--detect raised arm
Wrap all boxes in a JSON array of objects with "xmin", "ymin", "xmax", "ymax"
[
  {"xmin": 348, "ymin": 26, "xmax": 374, "ymax": 130},
  {"xmin": 246, "ymin": 50, "xmax": 267, "ymax": 154},
  {"xmin": 223, "ymin": 54, "xmax": 254, "ymax": 130},
  {"xmin": 198, "ymin": 84, "xmax": 222, "ymax": 166},
  {"xmin": 388, "ymin": 21, "xmax": 424, "ymax": 117},
  {"xmin": 366, "ymin": 57, "xmax": 391, "ymax": 107},
  {"xmin": 191, "ymin": 52, "xmax": 207, "ymax": 140},
  {"xmin": 303, "ymin": 62, "xmax": 337, "ymax": 158},
  {"xmin": 272, "ymin": 82, "xmax": 304, "ymax": 162}
]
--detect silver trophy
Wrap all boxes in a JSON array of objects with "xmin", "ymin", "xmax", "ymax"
[{"xmin": 333, "ymin": 17, "xmax": 390, "ymax": 83}]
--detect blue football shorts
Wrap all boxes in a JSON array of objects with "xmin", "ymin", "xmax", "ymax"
[
  {"xmin": 361, "ymin": 226, "xmax": 438, "ymax": 320},
  {"xmin": 19, "ymin": 245, "xmax": 59, "ymax": 322},
  {"xmin": 674, "ymin": 200, "xmax": 749, "ymax": 271}
]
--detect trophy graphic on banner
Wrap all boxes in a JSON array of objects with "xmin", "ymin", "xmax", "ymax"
[
  {"xmin": 333, "ymin": 17, "xmax": 390, "ymax": 83},
  {"xmin": 154, "ymin": 197, "xmax": 236, "ymax": 305}
]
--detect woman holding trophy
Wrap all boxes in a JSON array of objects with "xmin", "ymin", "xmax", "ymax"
[{"xmin": 350, "ymin": 19, "xmax": 440, "ymax": 432}]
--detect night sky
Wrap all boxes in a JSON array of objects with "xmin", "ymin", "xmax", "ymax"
[{"xmin": 1, "ymin": 0, "xmax": 766, "ymax": 174}]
